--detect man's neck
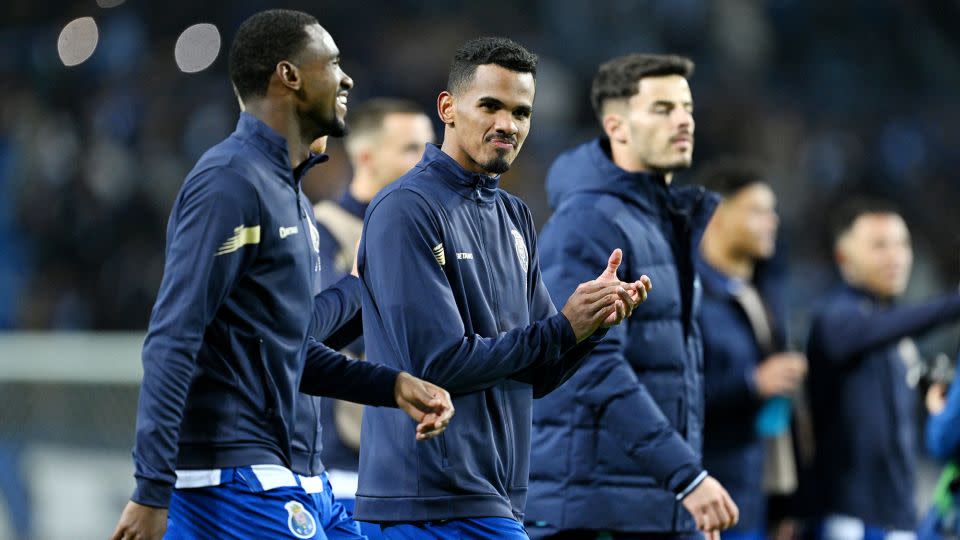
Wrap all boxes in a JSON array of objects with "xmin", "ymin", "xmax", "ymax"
[
  {"xmin": 349, "ymin": 173, "xmax": 381, "ymax": 204},
  {"xmin": 244, "ymin": 100, "xmax": 311, "ymax": 169},
  {"xmin": 609, "ymin": 142, "xmax": 673, "ymax": 184},
  {"xmin": 701, "ymin": 234, "xmax": 754, "ymax": 281},
  {"xmin": 440, "ymin": 135, "xmax": 486, "ymax": 175}
]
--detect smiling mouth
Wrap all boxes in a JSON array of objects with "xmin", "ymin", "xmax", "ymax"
[{"xmin": 336, "ymin": 94, "xmax": 348, "ymax": 108}]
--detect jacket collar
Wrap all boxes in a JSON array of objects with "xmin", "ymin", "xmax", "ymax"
[
  {"xmin": 234, "ymin": 112, "xmax": 329, "ymax": 185},
  {"xmin": 695, "ymin": 257, "xmax": 745, "ymax": 299},
  {"xmin": 420, "ymin": 144, "xmax": 501, "ymax": 204},
  {"xmin": 582, "ymin": 139, "xmax": 719, "ymax": 233},
  {"xmin": 586, "ymin": 138, "xmax": 671, "ymax": 216},
  {"xmin": 337, "ymin": 190, "xmax": 368, "ymax": 219}
]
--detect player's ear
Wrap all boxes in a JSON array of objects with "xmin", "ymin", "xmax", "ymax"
[
  {"xmin": 357, "ymin": 145, "xmax": 376, "ymax": 168},
  {"xmin": 437, "ymin": 91, "xmax": 455, "ymax": 127},
  {"xmin": 276, "ymin": 61, "xmax": 301, "ymax": 91},
  {"xmin": 602, "ymin": 111, "xmax": 627, "ymax": 144}
]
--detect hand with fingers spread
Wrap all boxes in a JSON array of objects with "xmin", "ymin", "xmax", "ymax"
[
  {"xmin": 561, "ymin": 248, "xmax": 652, "ymax": 342},
  {"xmin": 681, "ymin": 475, "xmax": 740, "ymax": 533},
  {"xmin": 594, "ymin": 248, "xmax": 652, "ymax": 326},
  {"xmin": 393, "ymin": 372, "xmax": 455, "ymax": 440},
  {"xmin": 110, "ymin": 501, "xmax": 167, "ymax": 540}
]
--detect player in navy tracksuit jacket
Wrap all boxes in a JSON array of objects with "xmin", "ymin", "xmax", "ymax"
[
  {"xmin": 807, "ymin": 200, "xmax": 960, "ymax": 540},
  {"xmin": 111, "ymin": 11, "xmax": 453, "ymax": 540},
  {"xmin": 354, "ymin": 38, "xmax": 649, "ymax": 539}
]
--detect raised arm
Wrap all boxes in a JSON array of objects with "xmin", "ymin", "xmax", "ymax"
[{"xmin": 813, "ymin": 293, "xmax": 960, "ymax": 366}]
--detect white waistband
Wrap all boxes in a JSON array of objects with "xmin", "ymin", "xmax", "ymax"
[
  {"xmin": 174, "ymin": 469, "xmax": 222, "ymax": 489},
  {"xmin": 174, "ymin": 464, "xmax": 305, "ymax": 491}
]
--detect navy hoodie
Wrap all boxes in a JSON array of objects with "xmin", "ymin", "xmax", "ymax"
[
  {"xmin": 354, "ymin": 144, "xmax": 605, "ymax": 523},
  {"xmin": 132, "ymin": 113, "xmax": 400, "ymax": 507},
  {"xmin": 527, "ymin": 138, "xmax": 717, "ymax": 534}
]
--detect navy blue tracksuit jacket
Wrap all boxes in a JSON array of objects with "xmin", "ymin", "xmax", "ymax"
[
  {"xmin": 807, "ymin": 285, "xmax": 960, "ymax": 530},
  {"xmin": 132, "ymin": 113, "xmax": 400, "ymax": 507},
  {"xmin": 527, "ymin": 138, "xmax": 718, "ymax": 534},
  {"xmin": 354, "ymin": 144, "xmax": 604, "ymax": 523}
]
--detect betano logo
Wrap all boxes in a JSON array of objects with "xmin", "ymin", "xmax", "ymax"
[{"xmin": 215, "ymin": 225, "xmax": 260, "ymax": 256}]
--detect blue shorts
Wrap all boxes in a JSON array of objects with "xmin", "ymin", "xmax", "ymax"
[
  {"xmin": 307, "ymin": 472, "xmax": 366, "ymax": 540},
  {"xmin": 165, "ymin": 466, "xmax": 331, "ymax": 539},
  {"xmin": 381, "ymin": 517, "xmax": 529, "ymax": 539}
]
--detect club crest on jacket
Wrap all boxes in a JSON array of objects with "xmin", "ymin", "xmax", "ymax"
[{"xmin": 511, "ymin": 229, "xmax": 528, "ymax": 273}]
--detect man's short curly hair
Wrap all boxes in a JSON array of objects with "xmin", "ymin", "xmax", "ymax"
[
  {"xmin": 447, "ymin": 37, "xmax": 538, "ymax": 95},
  {"xmin": 229, "ymin": 9, "xmax": 318, "ymax": 101}
]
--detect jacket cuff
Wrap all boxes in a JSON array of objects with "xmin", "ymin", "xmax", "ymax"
[
  {"xmin": 674, "ymin": 470, "xmax": 709, "ymax": 500},
  {"xmin": 367, "ymin": 364, "xmax": 403, "ymax": 408},
  {"xmin": 587, "ymin": 326, "xmax": 609, "ymax": 343},
  {"xmin": 554, "ymin": 312, "xmax": 579, "ymax": 353},
  {"xmin": 132, "ymin": 477, "xmax": 173, "ymax": 509}
]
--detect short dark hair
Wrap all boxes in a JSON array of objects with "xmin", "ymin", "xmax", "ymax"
[
  {"xmin": 831, "ymin": 197, "xmax": 902, "ymax": 241},
  {"xmin": 447, "ymin": 37, "xmax": 538, "ymax": 95},
  {"xmin": 697, "ymin": 157, "xmax": 766, "ymax": 198},
  {"xmin": 591, "ymin": 54, "xmax": 694, "ymax": 121},
  {"xmin": 229, "ymin": 9, "xmax": 318, "ymax": 101},
  {"xmin": 345, "ymin": 98, "xmax": 425, "ymax": 139}
]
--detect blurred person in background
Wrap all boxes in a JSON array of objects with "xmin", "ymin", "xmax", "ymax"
[
  {"xmin": 354, "ymin": 36, "xmax": 649, "ymax": 539},
  {"xmin": 696, "ymin": 158, "xmax": 808, "ymax": 540},
  {"xmin": 920, "ymin": 365, "xmax": 960, "ymax": 540},
  {"xmin": 807, "ymin": 200, "xmax": 960, "ymax": 540},
  {"xmin": 526, "ymin": 53, "xmax": 738, "ymax": 540},
  {"xmin": 304, "ymin": 98, "xmax": 433, "ymax": 539},
  {"xmin": 110, "ymin": 9, "xmax": 453, "ymax": 540}
]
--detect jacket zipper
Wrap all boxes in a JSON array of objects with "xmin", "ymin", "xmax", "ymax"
[
  {"xmin": 472, "ymin": 183, "xmax": 514, "ymax": 486},
  {"xmin": 293, "ymin": 182, "xmax": 320, "ymax": 472},
  {"xmin": 472, "ymin": 185, "xmax": 501, "ymax": 323},
  {"xmin": 439, "ymin": 433, "xmax": 449, "ymax": 468},
  {"xmin": 309, "ymin": 396, "xmax": 320, "ymax": 476}
]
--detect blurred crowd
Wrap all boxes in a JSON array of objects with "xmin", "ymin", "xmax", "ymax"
[
  {"xmin": 3, "ymin": 2, "xmax": 960, "ymax": 539},
  {"xmin": 1, "ymin": 0, "xmax": 959, "ymax": 339}
]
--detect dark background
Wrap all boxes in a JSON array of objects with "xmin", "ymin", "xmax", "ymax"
[{"xmin": 2, "ymin": 0, "xmax": 960, "ymax": 348}]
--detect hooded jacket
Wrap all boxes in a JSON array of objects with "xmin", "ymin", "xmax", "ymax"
[{"xmin": 527, "ymin": 138, "xmax": 718, "ymax": 533}]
